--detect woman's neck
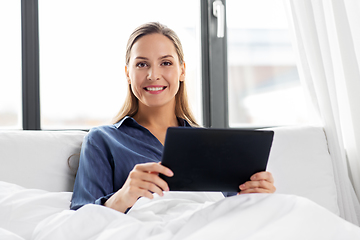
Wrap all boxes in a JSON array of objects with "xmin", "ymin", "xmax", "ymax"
[
  {"xmin": 133, "ymin": 103, "xmax": 178, "ymax": 145},
  {"xmin": 134, "ymin": 103, "xmax": 179, "ymax": 130}
]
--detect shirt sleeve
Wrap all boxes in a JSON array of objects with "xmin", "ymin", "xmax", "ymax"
[
  {"xmin": 70, "ymin": 130, "xmax": 115, "ymax": 210},
  {"xmin": 222, "ymin": 192, "xmax": 238, "ymax": 197}
]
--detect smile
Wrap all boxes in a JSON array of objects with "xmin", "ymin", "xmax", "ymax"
[{"xmin": 144, "ymin": 86, "xmax": 167, "ymax": 92}]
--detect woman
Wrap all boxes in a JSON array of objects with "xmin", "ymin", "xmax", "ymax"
[{"xmin": 70, "ymin": 22, "xmax": 275, "ymax": 213}]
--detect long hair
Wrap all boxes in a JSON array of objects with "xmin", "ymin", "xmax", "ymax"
[{"xmin": 113, "ymin": 22, "xmax": 198, "ymax": 126}]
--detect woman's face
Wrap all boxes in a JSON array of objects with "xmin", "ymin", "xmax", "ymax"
[{"xmin": 126, "ymin": 33, "xmax": 185, "ymax": 110}]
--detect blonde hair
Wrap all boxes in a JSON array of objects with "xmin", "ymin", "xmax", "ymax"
[{"xmin": 113, "ymin": 22, "xmax": 198, "ymax": 126}]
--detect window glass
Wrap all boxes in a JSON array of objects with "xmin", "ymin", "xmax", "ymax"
[
  {"xmin": 0, "ymin": 1, "xmax": 22, "ymax": 129},
  {"xmin": 226, "ymin": 0, "xmax": 310, "ymax": 127},
  {"xmin": 39, "ymin": 0, "xmax": 202, "ymax": 129}
]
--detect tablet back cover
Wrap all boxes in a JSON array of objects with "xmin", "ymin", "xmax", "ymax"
[{"xmin": 160, "ymin": 127, "xmax": 274, "ymax": 192}]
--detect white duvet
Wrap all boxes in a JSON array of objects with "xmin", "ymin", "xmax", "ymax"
[{"xmin": 1, "ymin": 181, "xmax": 359, "ymax": 240}]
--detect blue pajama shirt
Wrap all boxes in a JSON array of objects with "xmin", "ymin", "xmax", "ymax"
[
  {"xmin": 70, "ymin": 116, "xmax": 192, "ymax": 210},
  {"xmin": 70, "ymin": 116, "xmax": 235, "ymax": 211}
]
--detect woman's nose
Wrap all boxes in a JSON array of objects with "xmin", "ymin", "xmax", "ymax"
[{"xmin": 147, "ymin": 66, "xmax": 160, "ymax": 81}]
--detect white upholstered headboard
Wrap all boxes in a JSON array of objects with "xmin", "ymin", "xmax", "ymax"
[
  {"xmin": 0, "ymin": 131, "xmax": 87, "ymax": 192},
  {"xmin": 0, "ymin": 126, "xmax": 339, "ymax": 215}
]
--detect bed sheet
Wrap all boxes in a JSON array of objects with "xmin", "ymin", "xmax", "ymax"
[{"xmin": 1, "ymin": 181, "xmax": 359, "ymax": 240}]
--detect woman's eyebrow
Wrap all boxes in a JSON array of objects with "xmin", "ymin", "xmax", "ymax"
[
  {"xmin": 159, "ymin": 55, "xmax": 174, "ymax": 60},
  {"xmin": 134, "ymin": 56, "xmax": 148, "ymax": 60},
  {"xmin": 134, "ymin": 55, "xmax": 174, "ymax": 60}
]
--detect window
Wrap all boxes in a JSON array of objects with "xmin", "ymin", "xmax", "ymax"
[
  {"xmin": 0, "ymin": 1, "xmax": 22, "ymax": 129},
  {"xmin": 226, "ymin": 0, "xmax": 309, "ymax": 127},
  {"xmin": 2, "ymin": 0, "xmax": 312, "ymax": 130},
  {"xmin": 38, "ymin": 0, "xmax": 202, "ymax": 129}
]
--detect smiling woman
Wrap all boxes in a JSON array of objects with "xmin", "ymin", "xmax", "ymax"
[
  {"xmin": 126, "ymin": 34, "xmax": 184, "ymax": 110},
  {"xmin": 70, "ymin": 22, "xmax": 276, "ymax": 213},
  {"xmin": 70, "ymin": 22, "xmax": 201, "ymax": 212},
  {"xmin": 113, "ymin": 22, "xmax": 198, "ymax": 128}
]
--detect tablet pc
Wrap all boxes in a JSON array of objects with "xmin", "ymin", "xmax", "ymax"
[{"xmin": 160, "ymin": 127, "xmax": 274, "ymax": 192}]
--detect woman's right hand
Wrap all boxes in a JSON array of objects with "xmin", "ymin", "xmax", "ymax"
[{"xmin": 104, "ymin": 162, "xmax": 173, "ymax": 213}]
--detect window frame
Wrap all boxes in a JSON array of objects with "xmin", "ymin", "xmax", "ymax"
[
  {"xmin": 20, "ymin": 0, "xmax": 228, "ymax": 130},
  {"xmin": 201, "ymin": 0, "xmax": 229, "ymax": 128},
  {"xmin": 21, "ymin": 0, "xmax": 40, "ymax": 130}
]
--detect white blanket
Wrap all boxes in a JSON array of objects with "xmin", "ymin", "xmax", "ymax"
[{"xmin": 1, "ymin": 181, "xmax": 360, "ymax": 240}]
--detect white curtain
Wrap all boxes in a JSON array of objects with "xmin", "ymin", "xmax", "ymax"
[{"xmin": 284, "ymin": 0, "xmax": 360, "ymax": 225}]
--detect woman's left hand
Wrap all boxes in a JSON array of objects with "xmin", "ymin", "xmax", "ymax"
[{"xmin": 238, "ymin": 171, "xmax": 276, "ymax": 194}]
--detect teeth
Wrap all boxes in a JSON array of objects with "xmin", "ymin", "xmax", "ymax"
[{"xmin": 146, "ymin": 87, "xmax": 164, "ymax": 91}]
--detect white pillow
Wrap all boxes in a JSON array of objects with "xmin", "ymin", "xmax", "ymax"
[
  {"xmin": 266, "ymin": 126, "xmax": 339, "ymax": 215},
  {"xmin": 0, "ymin": 131, "xmax": 86, "ymax": 192}
]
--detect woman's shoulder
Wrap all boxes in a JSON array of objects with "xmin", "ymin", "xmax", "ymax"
[
  {"xmin": 84, "ymin": 124, "xmax": 118, "ymax": 143},
  {"xmin": 85, "ymin": 117, "xmax": 135, "ymax": 142},
  {"xmin": 89, "ymin": 124, "xmax": 117, "ymax": 134}
]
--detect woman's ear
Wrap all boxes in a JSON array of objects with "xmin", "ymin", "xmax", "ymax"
[
  {"xmin": 180, "ymin": 62, "xmax": 186, "ymax": 82},
  {"xmin": 125, "ymin": 65, "xmax": 131, "ymax": 84}
]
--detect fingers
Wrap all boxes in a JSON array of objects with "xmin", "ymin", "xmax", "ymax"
[
  {"xmin": 127, "ymin": 179, "xmax": 159, "ymax": 198},
  {"xmin": 238, "ymin": 171, "xmax": 276, "ymax": 194},
  {"xmin": 128, "ymin": 162, "xmax": 172, "ymax": 196},
  {"xmin": 135, "ymin": 162, "xmax": 174, "ymax": 177},
  {"xmin": 129, "ymin": 170, "xmax": 169, "ymax": 194},
  {"xmin": 134, "ymin": 162, "xmax": 173, "ymax": 191},
  {"xmin": 239, "ymin": 179, "xmax": 275, "ymax": 193},
  {"xmin": 250, "ymin": 171, "xmax": 274, "ymax": 183}
]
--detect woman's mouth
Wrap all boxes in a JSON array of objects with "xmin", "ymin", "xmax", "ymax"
[{"xmin": 144, "ymin": 86, "xmax": 167, "ymax": 94}]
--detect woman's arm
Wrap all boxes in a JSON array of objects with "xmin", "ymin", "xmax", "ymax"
[
  {"xmin": 71, "ymin": 131, "xmax": 114, "ymax": 210},
  {"xmin": 238, "ymin": 171, "xmax": 276, "ymax": 194},
  {"xmin": 104, "ymin": 162, "xmax": 173, "ymax": 213}
]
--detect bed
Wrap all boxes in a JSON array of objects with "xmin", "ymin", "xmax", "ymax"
[{"xmin": 1, "ymin": 126, "xmax": 360, "ymax": 239}]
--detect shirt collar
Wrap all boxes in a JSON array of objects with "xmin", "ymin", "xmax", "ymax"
[
  {"xmin": 114, "ymin": 116, "xmax": 135, "ymax": 129},
  {"xmin": 114, "ymin": 116, "xmax": 191, "ymax": 129}
]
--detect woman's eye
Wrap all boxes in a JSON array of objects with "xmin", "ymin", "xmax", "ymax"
[
  {"xmin": 162, "ymin": 61, "xmax": 172, "ymax": 66},
  {"xmin": 136, "ymin": 62, "xmax": 148, "ymax": 68}
]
